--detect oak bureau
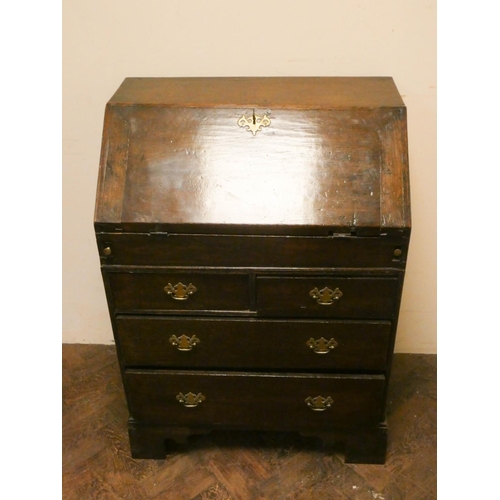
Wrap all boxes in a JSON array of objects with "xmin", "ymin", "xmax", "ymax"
[{"xmin": 94, "ymin": 77, "xmax": 411, "ymax": 464}]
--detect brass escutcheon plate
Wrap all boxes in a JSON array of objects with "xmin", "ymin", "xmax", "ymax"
[{"xmin": 238, "ymin": 111, "xmax": 271, "ymax": 136}]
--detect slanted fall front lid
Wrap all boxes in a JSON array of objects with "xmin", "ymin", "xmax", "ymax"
[{"xmin": 95, "ymin": 77, "xmax": 410, "ymax": 234}]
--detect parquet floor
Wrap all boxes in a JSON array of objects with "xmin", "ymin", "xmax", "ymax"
[{"xmin": 62, "ymin": 345, "xmax": 436, "ymax": 500}]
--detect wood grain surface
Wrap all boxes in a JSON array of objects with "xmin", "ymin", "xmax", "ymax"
[
  {"xmin": 114, "ymin": 317, "xmax": 391, "ymax": 371},
  {"xmin": 95, "ymin": 78, "xmax": 410, "ymax": 233},
  {"xmin": 108, "ymin": 77, "xmax": 405, "ymax": 108}
]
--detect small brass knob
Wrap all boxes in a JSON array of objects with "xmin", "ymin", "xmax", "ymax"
[
  {"xmin": 393, "ymin": 248, "xmax": 402, "ymax": 257},
  {"xmin": 103, "ymin": 247, "xmax": 112, "ymax": 256}
]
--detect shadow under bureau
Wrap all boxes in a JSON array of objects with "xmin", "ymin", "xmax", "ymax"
[{"xmin": 94, "ymin": 77, "xmax": 411, "ymax": 464}]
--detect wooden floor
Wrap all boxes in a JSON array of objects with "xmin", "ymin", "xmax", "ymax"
[{"xmin": 62, "ymin": 345, "xmax": 436, "ymax": 500}]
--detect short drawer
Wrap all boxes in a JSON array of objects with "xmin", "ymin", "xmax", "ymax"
[
  {"xmin": 125, "ymin": 370, "xmax": 386, "ymax": 430},
  {"xmin": 107, "ymin": 272, "xmax": 249, "ymax": 313},
  {"xmin": 256, "ymin": 276, "xmax": 399, "ymax": 319},
  {"xmin": 116, "ymin": 317, "xmax": 391, "ymax": 371}
]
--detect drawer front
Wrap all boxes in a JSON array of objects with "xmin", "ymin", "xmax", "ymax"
[
  {"xmin": 97, "ymin": 233, "xmax": 408, "ymax": 269},
  {"xmin": 116, "ymin": 317, "xmax": 391, "ymax": 371},
  {"xmin": 107, "ymin": 272, "xmax": 249, "ymax": 313},
  {"xmin": 125, "ymin": 370, "xmax": 385, "ymax": 430},
  {"xmin": 256, "ymin": 276, "xmax": 399, "ymax": 319}
]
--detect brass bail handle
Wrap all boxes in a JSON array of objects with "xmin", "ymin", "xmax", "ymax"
[
  {"xmin": 306, "ymin": 337, "xmax": 338, "ymax": 354},
  {"xmin": 169, "ymin": 334, "xmax": 200, "ymax": 351},
  {"xmin": 176, "ymin": 392, "xmax": 205, "ymax": 408},
  {"xmin": 164, "ymin": 282, "xmax": 197, "ymax": 300},
  {"xmin": 305, "ymin": 396, "xmax": 334, "ymax": 411},
  {"xmin": 309, "ymin": 286, "xmax": 343, "ymax": 305}
]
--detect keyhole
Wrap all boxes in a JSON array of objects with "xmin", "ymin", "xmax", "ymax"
[{"xmin": 252, "ymin": 110, "xmax": 256, "ymax": 124}]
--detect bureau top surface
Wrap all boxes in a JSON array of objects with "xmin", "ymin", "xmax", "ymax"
[
  {"xmin": 109, "ymin": 77, "xmax": 405, "ymax": 109},
  {"xmin": 95, "ymin": 77, "xmax": 410, "ymax": 234}
]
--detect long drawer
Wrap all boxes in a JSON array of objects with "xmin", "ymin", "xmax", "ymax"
[
  {"xmin": 125, "ymin": 370, "xmax": 386, "ymax": 430},
  {"xmin": 256, "ymin": 276, "xmax": 399, "ymax": 319},
  {"xmin": 116, "ymin": 317, "xmax": 391, "ymax": 371},
  {"xmin": 97, "ymin": 233, "xmax": 408, "ymax": 268},
  {"xmin": 108, "ymin": 271, "xmax": 250, "ymax": 313}
]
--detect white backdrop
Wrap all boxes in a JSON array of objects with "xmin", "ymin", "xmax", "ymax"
[{"xmin": 62, "ymin": 0, "xmax": 436, "ymax": 352}]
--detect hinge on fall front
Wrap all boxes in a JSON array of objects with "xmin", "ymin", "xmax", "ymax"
[
  {"xmin": 148, "ymin": 224, "xmax": 170, "ymax": 236},
  {"xmin": 329, "ymin": 232, "xmax": 354, "ymax": 237},
  {"xmin": 328, "ymin": 228, "xmax": 381, "ymax": 237},
  {"xmin": 353, "ymin": 228, "xmax": 381, "ymax": 237}
]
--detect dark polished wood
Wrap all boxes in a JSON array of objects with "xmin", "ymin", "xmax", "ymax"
[
  {"xmin": 96, "ymin": 232, "xmax": 409, "ymax": 267},
  {"xmin": 62, "ymin": 346, "xmax": 436, "ymax": 500},
  {"xmin": 255, "ymin": 275, "xmax": 400, "ymax": 319},
  {"xmin": 125, "ymin": 370, "xmax": 385, "ymax": 429},
  {"xmin": 95, "ymin": 79, "xmax": 410, "ymax": 233},
  {"xmin": 115, "ymin": 317, "xmax": 391, "ymax": 371},
  {"xmin": 94, "ymin": 77, "xmax": 411, "ymax": 465},
  {"xmin": 108, "ymin": 271, "xmax": 250, "ymax": 313}
]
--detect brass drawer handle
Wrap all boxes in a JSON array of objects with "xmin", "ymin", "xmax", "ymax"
[
  {"xmin": 169, "ymin": 334, "xmax": 200, "ymax": 351},
  {"xmin": 306, "ymin": 337, "xmax": 338, "ymax": 354},
  {"xmin": 309, "ymin": 286, "xmax": 343, "ymax": 305},
  {"xmin": 164, "ymin": 282, "xmax": 197, "ymax": 300},
  {"xmin": 237, "ymin": 110, "xmax": 271, "ymax": 136},
  {"xmin": 305, "ymin": 396, "xmax": 334, "ymax": 412},
  {"xmin": 176, "ymin": 392, "xmax": 205, "ymax": 408}
]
